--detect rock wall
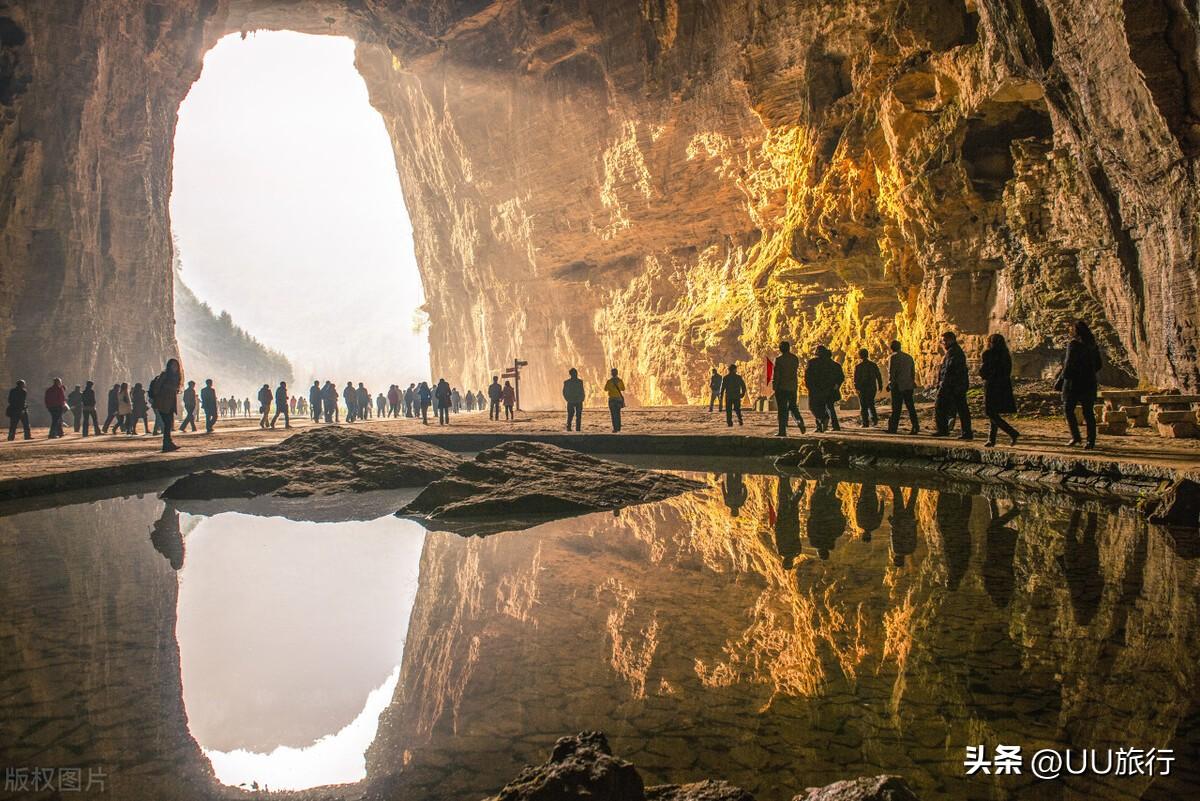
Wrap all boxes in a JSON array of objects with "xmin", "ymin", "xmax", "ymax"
[{"xmin": 1, "ymin": 0, "xmax": 1197, "ymax": 407}]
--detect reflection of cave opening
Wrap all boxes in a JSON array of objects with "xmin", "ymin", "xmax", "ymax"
[
  {"xmin": 961, "ymin": 100, "xmax": 1053, "ymax": 201},
  {"xmin": 170, "ymin": 31, "xmax": 429, "ymax": 400}
]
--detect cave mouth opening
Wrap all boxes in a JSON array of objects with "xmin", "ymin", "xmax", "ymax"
[{"xmin": 170, "ymin": 30, "xmax": 429, "ymax": 403}]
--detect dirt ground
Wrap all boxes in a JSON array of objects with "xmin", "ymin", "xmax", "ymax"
[{"xmin": 3, "ymin": 403, "xmax": 1199, "ymax": 490}]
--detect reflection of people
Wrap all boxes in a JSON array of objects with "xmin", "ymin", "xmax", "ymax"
[
  {"xmin": 855, "ymin": 482, "xmax": 884, "ymax": 542},
  {"xmin": 889, "ymin": 485, "xmax": 918, "ymax": 567},
  {"xmin": 722, "ymin": 473, "xmax": 748, "ymax": 517},
  {"xmin": 935, "ymin": 491, "xmax": 973, "ymax": 590},
  {"xmin": 774, "ymin": 477, "xmax": 803, "ymax": 569},
  {"xmin": 983, "ymin": 499, "xmax": 1020, "ymax": 608},
  {"xmin": 807, "ymin": 480, "xmax": 845, "ymax": 560},
  {"xmin": 150, "ymin": 506, "xmax": 185, "ymax": 570},
  {"xmin": 1060, "ymin": 509, "xmax": 1102, "ymax": 626}
]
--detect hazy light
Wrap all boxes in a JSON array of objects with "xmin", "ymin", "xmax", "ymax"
[{"xmin": 171, "ymin": 31, "xmax": 429, "ymax": 390}]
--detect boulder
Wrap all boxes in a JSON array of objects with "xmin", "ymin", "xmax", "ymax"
[
  {"xmin": 399, "ymin": 441, "xmax": 706, "ymax": 536},
  {"xmin": 775, "ymin": 441, "xmax": 847, "ymax": 470},
  {"xmin": 483, "ymin": 732, "xmax": 644, "ymax": 801},
  {"xmin": 647, "ymin": 780, "xmax": 757, "ymax": 801},
  {"xmin": 162, "ymin": 426, "xmax": 463, "ymax": 500},
  {"xmin": 793, "ymin": 775, "xmax": 919, "ymax": 801},
  {"xmin": 1157, "ymin": 421, "xmax": 1198, "ymax": 439},
  {"xmin": 1148, "ymin": 478, "xmax": 1200, "ymax": 529}
]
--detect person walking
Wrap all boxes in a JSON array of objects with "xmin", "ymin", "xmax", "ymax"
[
  {"xmin": 603, "ymin": 368, "xmax": 625, "ymax": 432},
  {"xmin": 388, "ymin": 384, "xmax": 400, "ymax": 417},
  {"xmin": 129, "ymin": 382, "xmax": 150, "ymax": 434},
  {"xmin": 934, "ymin": 331, "xmax": 972, "ymax": 440},
  {"xmin": 563, "ymin": 368, "xmax": 585, "ymax": 431},
  {"xmin": 404, "ymin": 384, "xmax": 416, "ymax": 418},
  {"xmin": 310, "ymin": 380, "xmax": 322, "ymax": 422},
  {"xmin": 853, "ymin": 348, "xmax": 884, "ymax": 427},
  {"xmin": 289, "ymin": 395, "xmax": 297, "ymax": 416},
  {"xmin": 68, "ymin": 384, "xmax": 83, "ymax": 432},
  {"xmin": 433, "ymin": 379, "xmax": 451, "ymax": 425},
  {"xmin": 257, "ymin": 384, "xmax": 272, "ymax": 429},
  {"xmin": 980, "ymin": 333, "xmax": 1019, "ymax": 447},
  {"xmin": 80, "ymin": 381, "xmax": 100, "ymax": 437},
  {"xmin": 43, "ymin": 378, "xmax": 68, "ymax": 439},
  {"xmin": 116, "ymin": 383, "xmax": 132, "ymax": 433},
  {"xmin": 179, "ymin": 380, "xmax": 198, "ymax": 432},
  {"xmin": 501, "ymin": 380, "xmax": 516, "ymax": 421},
  {"xmin": 357, "ymin": 383, "xmax": 371, "ymax": 420},
  {"xmin": 102, "ymin": 383, "xmax": 120, "ymax": 433},
  {"xmin": 886, "ymin": 340, "xmax": 919, "ymax": 434},
  {"xmin": 322, "ymin": 381, "xmax": 338, "ymax": 423},
  {"xmin": 243, "ymin": 398, "xmax": 251, "ymax": 418},
  {"xmin": 805, "ymin": 345, "xmax": 843, "ymax": 432},
  {"xmin": 722, "ymin": 363, "xmax": 746, "ymax": 427},
  {"xmin": 200, "ymin": 379, "xmax": 218, "ymax": 432},
  {"xmin": 417, "ymin": 381, "xmax": 432, "ymax": 424},
  {"xmin": 772, "ymin": 341, "xmax": 806, "ymax": 436},
  {"xmin": 708, "ymin": 368, "xmax": 724, "ymax": 412},
  {"xmin": 465, "ymin": 391, "xmax": 475, "ymax": 412},
  {"xmin": 1056, "ymin": 320, "xmax": 1103, "ymax": 449},
  {"xmin": 343, "ymin": 382, "xmax": 357, "ymax": 422},
  {"xmin": 487, "ymin": 377, "xmax": 502, "ymax": 421},
  {"xmin": 272, "ymin": 381, "xmax": 291, "ymax": 429},
  {"xmin": 149, "ymin": 358, "xmax": 184, "ymax": 452},
  {"xmin": 5, "ymin": 380, "xmax": 31, "ymax": 441}
]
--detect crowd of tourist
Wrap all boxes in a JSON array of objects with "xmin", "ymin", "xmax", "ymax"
[{"xmin": 4, "ymin": 318, "xmax": 1105, "ymax": 453}]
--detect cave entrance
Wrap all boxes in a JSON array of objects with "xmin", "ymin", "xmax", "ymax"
[{"xmin": 170, "ymin": 31, "xmax": 428, "ymax": 403}]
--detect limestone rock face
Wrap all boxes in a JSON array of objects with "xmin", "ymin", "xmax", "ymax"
[{"xmin": 1, "ymin": 1, "xmax": 1197, "ymax": 406}]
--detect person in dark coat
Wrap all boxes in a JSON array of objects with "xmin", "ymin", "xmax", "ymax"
[
  {"xmin": 853, "ymin": 348, "xmax": 883, "ymax": 427},
  {"xmin": 6, "ymin": 379, "xmax": 31, "ymax": 441},
  {"xmin": 501, "ymin": 380, "xmax": 516, "ymax": 421},
  {"xmin": 310, "ymin": 380, "xmax": 323, "ymax": 422},
  {"xmin": 889, "ymin": 485, "xmax": 918, "ymax": 568},
  {"xmin": 44, "ymin": 378, "xmax": 68, "ymax": 438},
  {"xmin": 129, "ymin": 382, "xmax": 150, "ymax": 435},
  {"xmin": 388, "ymin": 385, "xmax": 400, "ymax": 417},
  {"xmin": 563, "ymin": 368, "xmax": 585, "ymax": 431},
  {"xmin": 933, "ymin": 331, "xmax": 972, "ymax": 440},
  {"xmin": 806, "ymin": 480, "xmax": 845, "ymax": 560},
  {"xmin": 80, "ymin": 381, "xmax": 100, "ymax": 437},
  {"xmin": 774, "ymin": 476, "xmax": 804, "ymax": 569},
  {"xmin": 1056, "ymin": 320, "xmax": 1102, "ymax": 449},
  {"xmin": 722, "ymin": 473, "xmax": 748, "ymax": 517},
  {"xmin": 804, "ymin": 345, "xmax": 843, "ymax": 432},
  {"xmin": 773, "ymin": 341, "xmax": 806, "ymax": 436},
  {"xmin": 150, "ymin": 358, "xmax": 183, "ymax": 452},
  {"xmin": 322, "ymin": 381, "xmax": 338, "ymax": 423},
  {"xmin": 487, "ymin": 376, "xmax": 502, "ymax": 421},
  {"xmin": 258, "ymin": 384, "xmax": 273, "ymax": 429},
  {"xmin": 433, "ymin": 379, "xmax": 451, "ymax": 425},
  {"xmin": 708, "ymin": 368, "xmax": 724, "ymax": 412},
  {"xmin": 200, "ymin": 379, "xmax": 218, "ymax": 433},
  {"xmin": 979, "ymin": 333, "xmax": 1019, "ymax": 447},
  {"xmin": 721, "ymin": 363, "xmax": 746, "ymax": 427},
  {"xmin": 179, "ymin": 381, "xmax": 198, "ymax": 432},
  {"xmin": 886, "ymin": 340, "xmax": 919, "ymax": 434},
  {"xmin": 68, "ymin": 385, "xmax": 83, "ymax": 432},
  {"xmin": 417, "ymin": 381, "xmax": 432, "ymax": 424},
  {"xmin": 855, "ymin": 482, "xmax": 884, "ymax": 542},
  {"xmin": 101, "ymin": 383, "xmax": 120, "ymax": 433},
  {"xmin": 404, "ymin": 383, "xmax": 416, "ymax": 418},
  {"xmin": 272, "ymin": 381, "xmax": 291, "ymax": 429},
  {"xmin": 357, "ymin": 383, "xmax": 371, "ymax": 420}
]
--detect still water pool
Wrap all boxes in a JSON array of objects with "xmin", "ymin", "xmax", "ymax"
[{"xmin": 0, "ymin": 466, "xmax": 1198, "ymax": 801}]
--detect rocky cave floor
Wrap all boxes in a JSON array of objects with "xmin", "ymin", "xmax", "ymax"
[{"xmin": 1, "ymin": 404, "xmax": 1198, "ymax": 498}]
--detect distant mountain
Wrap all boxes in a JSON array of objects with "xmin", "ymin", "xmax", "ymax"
[{"xmin": 174, "ymin": 269, "xmax": 294, "ymax": 400}]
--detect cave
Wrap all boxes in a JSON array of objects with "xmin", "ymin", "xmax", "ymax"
[{"xmin": 0, "ymin": 0, "xmax": 1198, "ymax": 399}]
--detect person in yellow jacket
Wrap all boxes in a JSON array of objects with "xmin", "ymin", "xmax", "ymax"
[{"xmin": 603, "ymin": 368, "xmax": 625, "ymax": 432}]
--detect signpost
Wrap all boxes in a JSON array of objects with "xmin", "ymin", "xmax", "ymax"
[{"xmin": 501, "ymin": 359, "xmax": 529, "ymax": 410}]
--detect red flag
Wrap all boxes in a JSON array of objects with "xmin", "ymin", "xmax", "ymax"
[{"xmin": 765, "ymin": 357, "xmax": 774, "ymax": 388}]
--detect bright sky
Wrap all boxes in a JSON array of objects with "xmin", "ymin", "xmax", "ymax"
[{"xmin": 171, "ymin": 31, "xmax": 429, "ymax": 391}]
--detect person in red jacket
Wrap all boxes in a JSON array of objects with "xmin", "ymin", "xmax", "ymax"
[
  {"xmin": 44, "ymin": 378, "xmax": 68, "ymax": 439},
  {"xmin": 501, "ymin": 380, "xmax": 516, "ymax": 421}
]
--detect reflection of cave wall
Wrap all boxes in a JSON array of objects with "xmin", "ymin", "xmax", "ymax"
[
  {"xmin": 365, "ymin": 478, "xmax": 1200, "ymax": 800},
  {"xmin": 1, "ymin": 0, "xmax": 1198, "ymax": 404}
]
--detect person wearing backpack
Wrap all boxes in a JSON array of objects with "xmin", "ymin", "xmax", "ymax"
[
  {"xmin": 149, "ymin": 358, "xmax": 184, "ymax": 452},
  {"xmin": 258, "ymin": 383, "xmax": 273, "ymax": 428},
  {"xmin": 1056, "ymin": 320, "xmax": 1103, "ymax": 449}
]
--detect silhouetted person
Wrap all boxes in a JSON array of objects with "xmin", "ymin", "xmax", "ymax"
[
  {"xmin": 855, "ymin": 482, "xmax": 884, "ymax": 542},
  {"xmin": 68, "ymin": 384, "xmax": 83, "ymax": 432},
  {"xmin": 980, "ymin": 333, "xmax": 1019, "ymax": 447},
  {"xmin": 773, "ymin": 341, "xmax": 807, "ymax": 436},
  {"xmin": 853, "ymin": 348, "xmax": 883, "ymax": 427},
  {"xmin": 417, "ymin": 381, "xmax": 432, "ymax": 424},
  {"xmin": 487, "ymin": 376, "xmax": 502, "ymax": 420},
  {"xmin": 465, "ymin": 390, "xmax": 475, "ymax": 412},
  {"xmin": 258, "ymin": 384, "xmax": 273, "ymax": 429},
  {"xmin": 243, "ymin": 397, "xmax": 250, "ymax": 418},
  {"xmin": 708, "ymin": 368, "xmax": 724, "ymax": 412},
  {"xmin": 322, "ymin": 381, "xmax": 338, "ymax": 423},
  {"xmin": 602, "ymin": 369, "xmax": 624, "ymax": 431},
  {"xmin": 80, "ymin": 381, "xmax": 100, "ymax": 437},
  {"xmin": 116, "ymin": 382, "xmax": 132, "ymax": 433},
  {"xmin": 404, "ymin": 383, "xmax": 416, "ymax": 417},
  {"xmin": 388, "ymin": 385, "xmax": 400, "ymax": 417},
  {"xmin": 129, "ymin": 382, "xmax": 150, "ymax": 434},
  {"xmin": 44, "ymin": 378, "xmax": 67, "ymax": 439},
  {"xmin": 179, "ymin": 381, "xmax": 198, "ymax": 432},
  {"xmin": 983, "ymin": 499, "xmax": 1020, "ymax": 609},
  {"xmin": 774, "ymin": 476, "xmax": 804, "ymax": 568},
  {"xmin": 357, "ymin": 383, "xmax": 371, "ymax": 420},
  {"xmin": 935, "ymin": 491, "xmax": 973, "ymax": 590},
  {"xmin": 807, "ymin": 480, "xmax": 846, "ymax": 560},
  {"xmin": 6, "ymin": 379, "xmax": 30, "ymax": 441},
  {"xmin": 722, "ymin": 472, "xmax": 748, "ymax": 517},
  {"xmin": 886, "ymin": 340, "xmax": 918, "ymax": 434},
  {"xmin": 200, "ymin": 379, "xmax": 217, "ymax": 432},
  {"xmin": 150, "ymin": 506, "xmax": 185, "ymax": 571},
  {"xmin": 805, "ymin": 345, "xmax": 843, "ymax": 432},
  {"xmin": 1060, "ymin": 508, "xmax": 1102, "ymax": 625},
  {"xmin": 149, "ymin": 357, "xmax": 183, "ymax": 452},
  {"xmin": 435, "ymin": 379, "xmax": 452, "ymax": 425},
  {"xmin": 475, "ymin": 390, "xmax": 485, "ymax": 412},
  {"xmin": 563, "ymin": 368, "xmax": 585, "ymax": 431},
  {"xmin": 101, "ymin": 383, "xmax": 120, "ymax": 433},
  {"xmin": 501, "ymin": 380, "xmax": 516, "ymax": 421},
  {"xmin": 722, "ymin": 363, "xmax": 746, "ymax": 427},
  {"xmin": 1056, "ymin": 320, "xmax": 1102, "ymax": 449},
  {"xmin": 888, "ymin": 485, "xmax": 918, "ymax": 568},
  {"xmin": 271, "ymin": 381, "xmax": 291, "ymax": 429},
  {"xmin": 451, "ymin": 388, "xmax": 461, "ymax": 413},
  {"xmin": 934, "ymin": 331, "xmax": 972, "ymax": 440},
  {"xmin": 310, "ymin": 380, "xmax": 322, "ymax": 422}
]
